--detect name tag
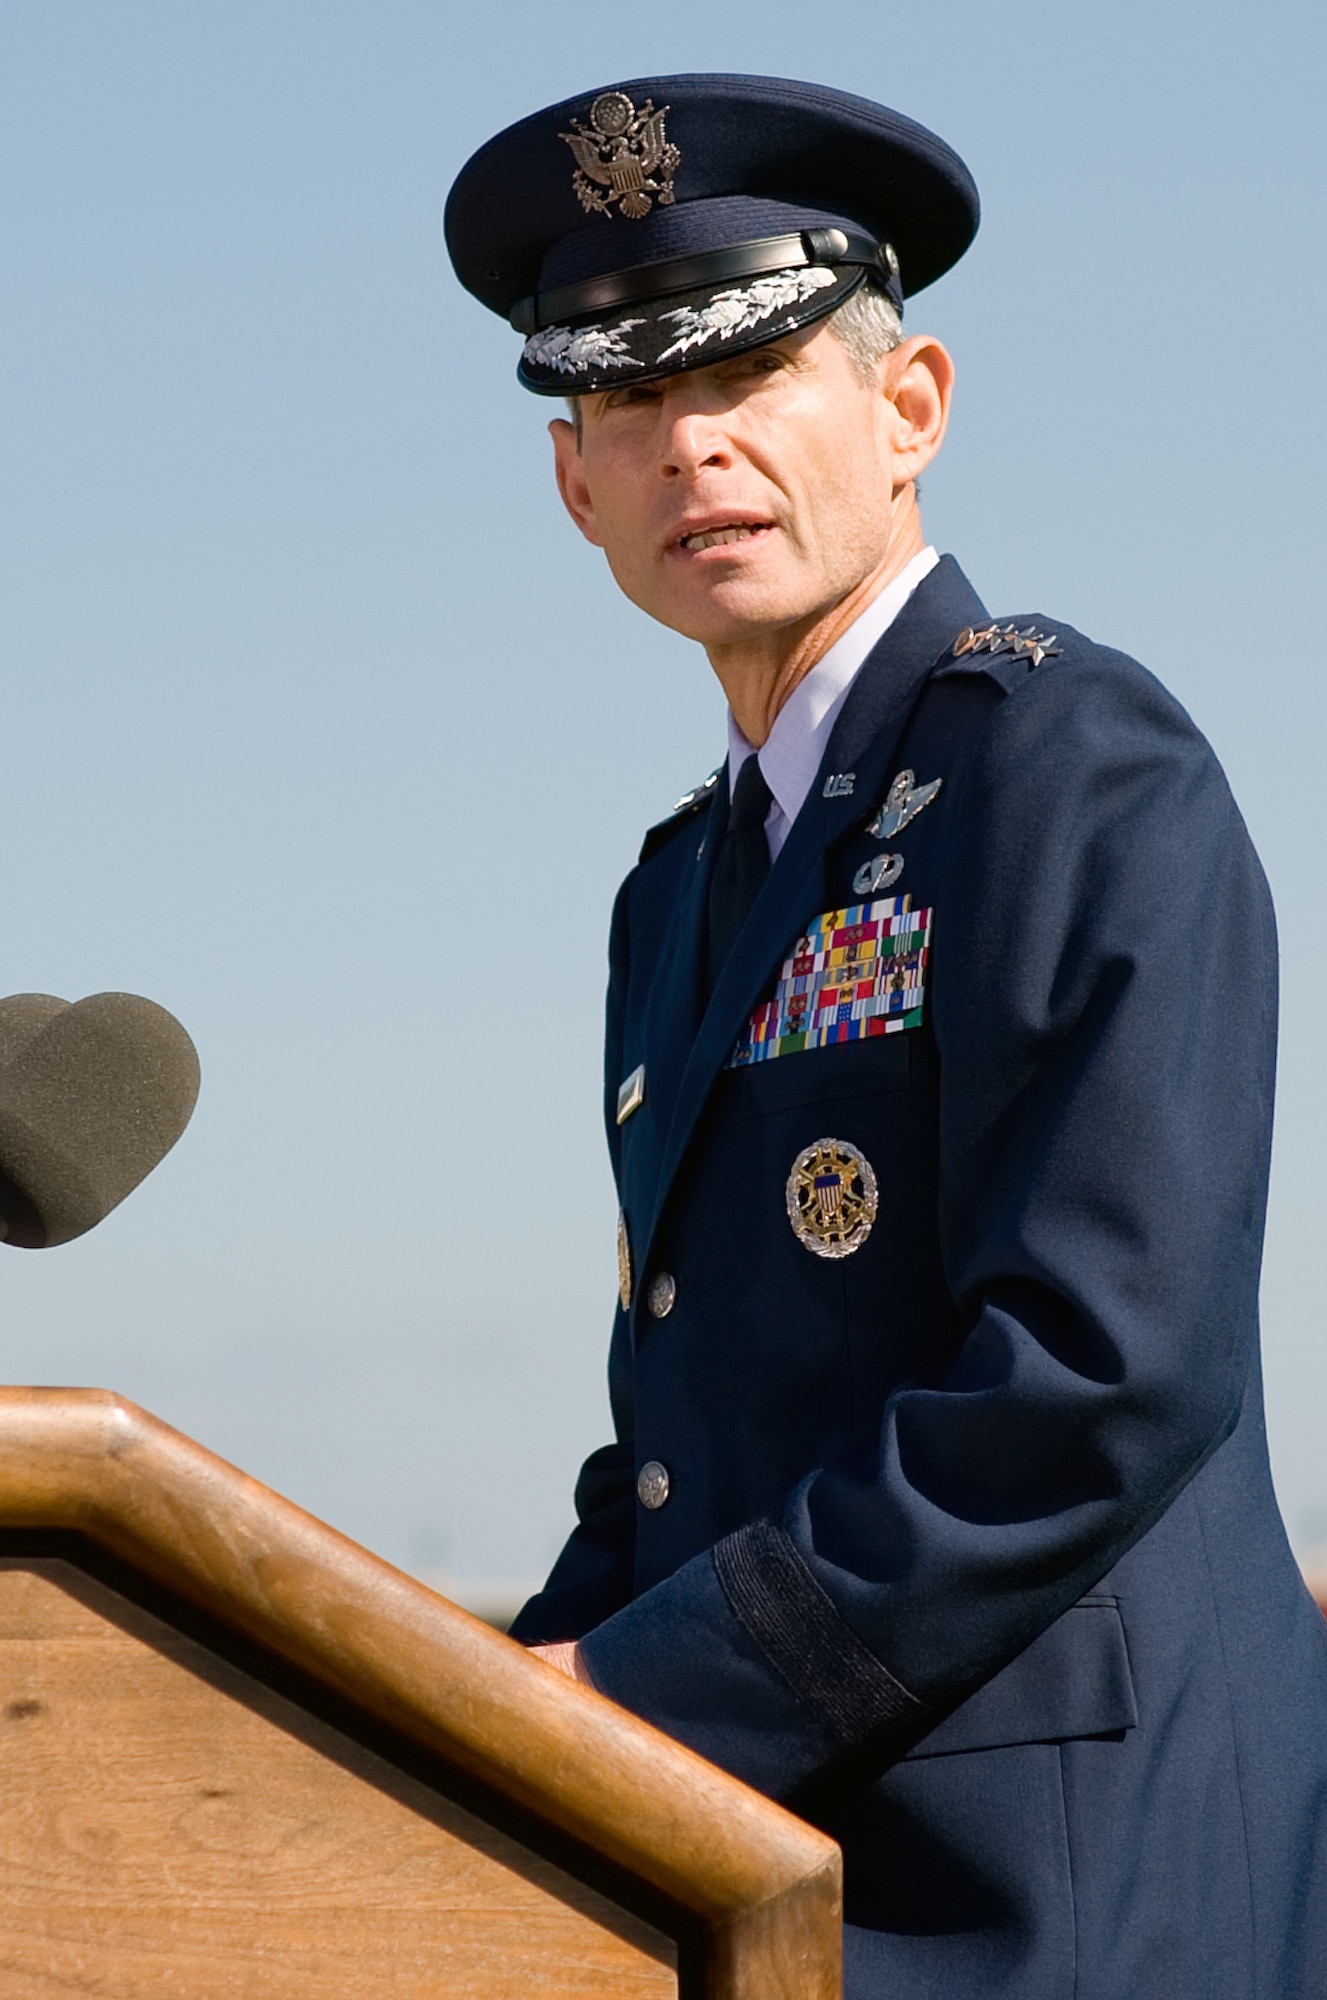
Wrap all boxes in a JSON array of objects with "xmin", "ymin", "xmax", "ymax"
[
  {"xmin": 616, "ymin": 1063, "xmax": 646, "ymax": 1125},
  {"xmin": 731, "ymin": 896, "xmax": 932, "ymax": 1068}
]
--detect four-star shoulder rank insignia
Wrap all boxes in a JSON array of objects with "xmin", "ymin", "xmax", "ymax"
[
  {"xmin": 953, "ymin": 622, "xmax": 1062, "ymax": 668},
  {"xmin": 867, "ymin": 769, "xmax": 943, "ymax": 841},
  {"xmin": 640, "ymin": 768, "xmax": 721, "ymax": 863},
  {"xmin": 672, "ymin": 770, "xmax": 721, "ymax": 814}
]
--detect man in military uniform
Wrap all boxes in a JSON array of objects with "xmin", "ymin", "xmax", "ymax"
[{"xmin": 445, "ymin": 75, "xmax": 1327, "ymax": 1997}]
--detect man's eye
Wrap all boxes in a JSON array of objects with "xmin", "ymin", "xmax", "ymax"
[
  {"xmin": 603, "ymin": 384, "xmax": 662, "ymax": 410},
  {"xmin": 730, "ymin": 349, "xmax": 787, "ymax": 381}
]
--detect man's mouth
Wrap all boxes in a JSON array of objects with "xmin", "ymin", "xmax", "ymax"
[{"xmin": 675, "ymin": 521, "xmax": 770, "ymax": 552}]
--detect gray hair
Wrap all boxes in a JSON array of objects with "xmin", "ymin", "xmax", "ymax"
[{"xmin": 824, "ymin": 281, "xmax": 904, "ymax": 381}]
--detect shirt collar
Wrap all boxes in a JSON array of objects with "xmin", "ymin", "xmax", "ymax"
[{"xmin": 726, "ymin": 545, "xmax": 940, "ymax": 824}]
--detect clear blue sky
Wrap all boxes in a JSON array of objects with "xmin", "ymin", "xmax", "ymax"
[{"xmin": 3, "ymin": 1, "xmax": 1324, "ymax": 1585}]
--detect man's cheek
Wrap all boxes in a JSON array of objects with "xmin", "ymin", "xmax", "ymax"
[{"xmin": 601, "ymin": 545, "xmax": 664, "ymax": 619}]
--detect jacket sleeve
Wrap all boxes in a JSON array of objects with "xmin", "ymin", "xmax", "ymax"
[
  {"xmin": 508, "ymin": 872, "xmax": 639, "ymax": 1645},
  {"xmin": 576, "ymin": 647, "xmax": 1278, "ymax": 1799},
  {"xmin": 507, "ymin": 1314, "xmax": 638, "ymax": 1642}
]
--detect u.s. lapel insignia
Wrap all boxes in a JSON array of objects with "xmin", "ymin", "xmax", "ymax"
[
  {"xmin": 953, "ymin": 622, "xmax": 1062, "ymax": 668},
  {"xmin": 867, "ymin": 769, "xmax": 943, "ymax": 841},
  {"xmin": 617, "ymin": 1209, "xmax": 633, "ymax": 1309},
  {"xmin": 561, "ymin": 92, "xmax": 681, "ymax": 219},
  {"xmin": 786, "ymin": 1138, "xmax": 878, "ymax": 1259}
]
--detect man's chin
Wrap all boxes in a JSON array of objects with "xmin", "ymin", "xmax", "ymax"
[{"xmin": 645, "ymin": 580, "xmax": 818, "ymax": 651}]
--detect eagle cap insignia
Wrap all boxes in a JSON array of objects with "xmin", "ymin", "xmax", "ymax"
[{"xmin": 561, "ymin": 91, "xmax": 680, "ymax": 219}]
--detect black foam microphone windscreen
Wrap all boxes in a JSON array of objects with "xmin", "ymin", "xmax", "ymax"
[{"xmin": 0, "ymin": 993, "xmax": 200, "ymax": 1248}]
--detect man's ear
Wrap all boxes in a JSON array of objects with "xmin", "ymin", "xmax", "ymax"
[
  {"xmin": 881, "ymin": 335, "xmax": 954, "ymax": 488},
  {"xmin": 550, "ymin": 417, "xmax": 605, "ymax": 547}
]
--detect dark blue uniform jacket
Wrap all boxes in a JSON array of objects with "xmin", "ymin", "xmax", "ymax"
[{"xmin": 511, "ymin": 557, "xmax": 1327, "ymax": 1999}]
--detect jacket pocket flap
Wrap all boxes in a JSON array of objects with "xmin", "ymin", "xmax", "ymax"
[
  {"xmin": 732, "ymin": 1030, "xmax": 918, "ymax": 1118},
  {"xmin": 902, "ymin": 1600, "xmax": 1137, "ymax": 1760}
]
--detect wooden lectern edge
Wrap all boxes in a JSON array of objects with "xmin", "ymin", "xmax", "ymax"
[{"xmin": 0, "ymin": 1386, "xmax": 842, "ymax": 1992}]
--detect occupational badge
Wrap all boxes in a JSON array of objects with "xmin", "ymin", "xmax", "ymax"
[
  {"xmin": 785, "ymin": 1138, "xmax": 879, "ymax": 1259},
  {"xmin": 617, "ymin": 1208, "xmax": 633, "ymax": 1310},
  {"xmin": 852, "ymin": 852, "xmax": 904, "ymax": 896},
  {"xmin": 867, "ymin": 770, "xmax": 942, "ymax": 841},
  {"xmin": 561, "ymin": 92, "xmax": 680, "ymax": 220}
]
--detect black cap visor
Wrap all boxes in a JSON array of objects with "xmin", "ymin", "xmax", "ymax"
[{"xmin": 518, "ymin": 261, "xmax": 868, "ymax": 396}]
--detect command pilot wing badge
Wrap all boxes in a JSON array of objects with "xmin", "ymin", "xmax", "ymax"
[
  {"xmin": 867, "ymin": 769, "xmax": 943, "ymax": 841},
  {"xmin": 561, "ymin": 92, "xmax": 680, "ymax": 219}
]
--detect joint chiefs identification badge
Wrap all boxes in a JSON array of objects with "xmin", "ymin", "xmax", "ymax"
[{"xmin": 785, "ymin": 1138, "xmax": 879, "ymax": 1259}]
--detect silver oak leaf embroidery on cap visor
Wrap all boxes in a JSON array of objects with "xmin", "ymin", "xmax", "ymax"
[
  {"xmin": 522, "ymin": 318, "xmax": 646, "ymax": 376},
  {"xmin": 656, "ymin": 266, "xmax": 838, "ymax": 363}
]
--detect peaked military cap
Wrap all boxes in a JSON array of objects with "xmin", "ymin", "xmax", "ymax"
[{"xmin": 444, "ymin": 73, "xmax": 979, "ymax": 396}]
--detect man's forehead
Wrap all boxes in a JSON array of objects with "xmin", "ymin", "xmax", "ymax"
[{"xmin": 444, "ymin": 73, "xmax": 977, "ymax": 400}]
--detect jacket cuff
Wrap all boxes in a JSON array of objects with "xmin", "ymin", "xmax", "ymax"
[
  {"xmin": 578, "ymin": 1525, "xmax": 922, "ymax": 1799},
  {"xmin": 715, "ymin": 1518, "xmax": 922, "ymax": 1742}
]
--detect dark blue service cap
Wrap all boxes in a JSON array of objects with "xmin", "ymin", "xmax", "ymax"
[{"xmin": 444, "ymin": 74, "xmax": 979, "ymax": 396}]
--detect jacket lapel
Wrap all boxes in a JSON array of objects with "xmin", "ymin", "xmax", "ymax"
[
  {"xmin": 636, "ymin": 766, "xmax": 727, "ymax": 1144},
  {"xmin": 638, "ymin": 557, "xmax": 988, "ymax": 1278}
]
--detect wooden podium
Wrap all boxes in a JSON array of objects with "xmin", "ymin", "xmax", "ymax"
[{"xmin": 0, "ymin": 1389, "xmax": 840, "ymax": 1997}]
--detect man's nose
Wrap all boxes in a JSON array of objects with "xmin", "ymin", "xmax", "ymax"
[{"xmin": 660, "ymin": 409, "xmax": 733, "ymax": 479}]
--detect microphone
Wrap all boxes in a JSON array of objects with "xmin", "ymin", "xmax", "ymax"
[{"xmin": 0, "ymin": 993, "xmax": 200, "ymax": 1248}]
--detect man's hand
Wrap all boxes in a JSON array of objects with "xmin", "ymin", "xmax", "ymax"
[{"xmin": 529, "ymin": 1640, "xmax": 592, "ymax": 1684}]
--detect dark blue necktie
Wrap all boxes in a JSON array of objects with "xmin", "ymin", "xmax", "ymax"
[{"xmin": 707, "ymin": 754, "xmax": 773, "ymax": 994}]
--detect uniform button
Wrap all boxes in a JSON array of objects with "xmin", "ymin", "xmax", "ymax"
[
  {"xmin": 646, "ymin": 1271, "xmax": 677, "ymax": 1318},
  {"xmin": 637, "ymin": 1460, "xmax": 670, "ymax": 1510}
]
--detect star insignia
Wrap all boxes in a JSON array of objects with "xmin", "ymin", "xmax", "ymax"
[
  {"xmin": 1015, "ymin": 627, "xmax": 1061, "ymax": 667},
  {"xmin": 952, "ymin": 622, "xmax": 1061, "ymax": 666},
  {"xmin": 671, "ymin": 770, "xmax": 721, "ymax": 813}
]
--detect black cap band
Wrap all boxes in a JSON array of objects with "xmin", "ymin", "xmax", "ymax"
[{"xmin": 510, "ymin": 226, "xmax": 897, "ymax": 334}]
